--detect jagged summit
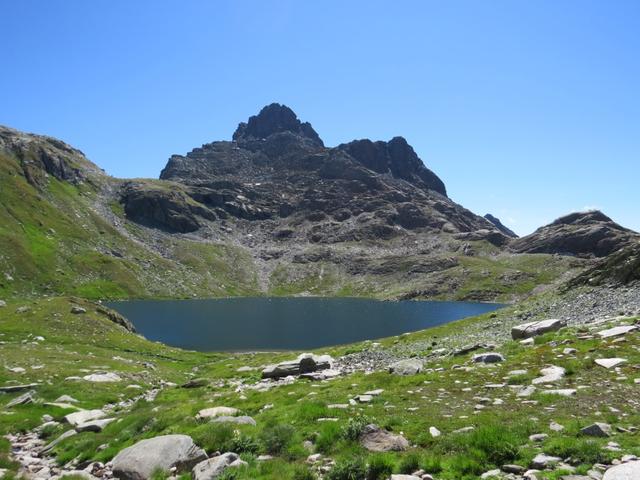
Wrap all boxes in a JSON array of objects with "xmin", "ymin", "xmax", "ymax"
[
  {"xmin": 339, "ymin": 137, "xmax": 447, "ymax": 196},
  {"xmin": 232, "ymin": 103, "xmax": 323, "ymax": 146}
]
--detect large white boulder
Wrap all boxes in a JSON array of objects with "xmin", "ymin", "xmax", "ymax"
[
  {"xmin": 261, "ymin": 353, "xmax": 333, "ymax": 379},
  {"xmin": 112, "ymin": 434, "xmax": 207, "ymax": 480},
  {"xmin": 603, "ymin": 461, "xmax": 640, "ymax": 480},
  {"xmin": 511, "ymin": 319, "xmax": 566, "ymax": 339}
]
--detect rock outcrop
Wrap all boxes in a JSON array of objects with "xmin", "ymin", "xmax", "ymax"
[
  {"xmin": 112, "ymin": 434, "xmax": 207, "ymax": 480},
  {"xmin": 0, "ymin": 125, "xmax": 101, "ymax": 189},
  {"xmin": 262, "ymin": 353, "xmax": 334, "ymax": 379},
  {"xmin": 359, "ymin": 424, "xmax": 409, "ymax": 452},
  {"xmin": 510, "ymin": 211, "xmax": 638, "ymax": 258},
  {"xmin": 484, "ymin": 214, "xmax": 518, "ymax": 238},
  {"xmin": 568, "ymin": 243, "xmax": 640, "ymax": 287}
]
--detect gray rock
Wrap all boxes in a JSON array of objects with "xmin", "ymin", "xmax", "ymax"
[
  {"xmin": 262, "ymin": 353, "xmax": 333, "ymax": 379},
  {"xmin": 83, "ymin": 372, "xmax": 121, "ymax": 382},
  {"xmin": 598, "ymin": 325, "xmax": 637, "ymax": 338},
  {"xmin": 511, "ymin": 319, "xmax": 566, "ymax": 339},
  {"xmin": 531, "ymin": 453, "xmax": 561, "ymax": 469},
  {"xmin": 71, "ymin": 306, "xmax": 87, "ymax": 314},
  {"xmin": 389, "ymin": 358, "xmax": 424, "ymax": 375},
  {"xmin": 360, "ymin": 424, "xmax": 409, "ymax": 452},
  {"xmin": 580, "ymin": 423, "xmax": 611, "ymax": 437},
  {"xmin": 0, "ymin": 300, "xmax": 6, "ymax": 308},
  {"xmin": 390, "ymin": 476, "xmax": 421, "ymax": 480},
  {"xmin": 196, "ymin": 407, "xmax": 239, "ymax": 420},
  {"xmin": 473, "ymin": 352, "xmax": 505, "ymax": 363},
  {"xmin": 532, "ymin": 365, "xmax": 565, "ymax": 384},
  {"xmin": 595, "ymin": 358, "xmax": 627, "ymax": 369},
  {"xmin": 0, "ymin": 383, "xmax": 39, "ymax": 393},
  {"xmin": 65, "ymin": 410, "xmax": 105, "ymax": 427},
  {"xmin": 6, "ymin": 391, "xmax": 35, "ymax": 407},
  {"xmin": 603, "ymin": 461, "xmax": 640, "ymax": 480},
  {"xmin": 112, "ymin": 434, "xmax": 207, "ymax": 480},
  {"xmin": 211, "ymin": 416, "xmax": 256, "ymax": 426},
  {"xmin": 75, "ymin": 418, "xmax": 115, "ymax": 433},
  {"xmin": 40, "ymin": 429, "xmax": 77, "ymax": 455},
  {"xmin": 192, "ymin": 453, "xmax": 247, "ymax": 480}
]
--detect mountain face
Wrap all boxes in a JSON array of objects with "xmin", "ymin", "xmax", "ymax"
[
  {"xmin": 150, "ymin": 103, "xmax": 493, "ymax": 245},
  {"xmin": 510, "ymin": 210, "xmax": 639, "ymax": 258},
  {"xmin": 3, "ymin": 105, "xmax": 635, "ymax": 301}
]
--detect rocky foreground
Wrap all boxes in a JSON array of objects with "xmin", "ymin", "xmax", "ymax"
[{"xmin": 1, "ymin": 283, "xmax": 640, "ymax": 480}]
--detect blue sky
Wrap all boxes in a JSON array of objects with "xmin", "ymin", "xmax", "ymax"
[{"xmin": 2, "ymin": 1, "xmax": 638, "ymax": 235}]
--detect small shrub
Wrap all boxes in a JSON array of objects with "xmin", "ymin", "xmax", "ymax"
[
  {"xmin": 260, "ymin": 424, "xmax": 295, "ymax": 455},
  {"xmin": 326, "ymin": 457, "xmax": 367, "ymax": 480},
  {"xmin": 421, "ymin": 454, "xmax": 442, "ymax": 473},
  {"xmin": 398, "ymin": 452, "xmax": 420, "ymax": 474},
  {"xmin": 192, "ymin": 423, "xmax": 235, "ymax": 453},
  {"xmin": 544, "ymin": 437, "xmax": 607, "ymax": 464},
  {"xmin": 316, "ymin": 422, "xmax": 341, "ymax": 454},
  {"xmin": 230, "ymin": 434, "xmax": 260, "ymax": 454},
  {"xmin": 340, "ymin": 416, "xmax": 371, "ymax": 441},
  {"xmin": 366, "ymin": 454, "xmax": 394, "ymax": 480},
  {"xmin": 293, "ymin": 465, "xmax": 318, "ymax": 480}
]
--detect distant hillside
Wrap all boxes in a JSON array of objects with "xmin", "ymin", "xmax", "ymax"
[{"xmin": 510, "ymin": 210, "xmax": 639, "ymax": 258}]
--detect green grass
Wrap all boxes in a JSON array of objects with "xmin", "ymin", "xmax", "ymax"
[{"xmin": 1, "ymin": 297, "xmax": 639, "ymax": 479}]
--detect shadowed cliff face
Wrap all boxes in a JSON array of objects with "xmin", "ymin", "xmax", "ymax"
[
  {"xmin": 152, "ymin": 103, "xmax": 493, "ymax": 243},
  {"xmin": 511, "ymin": 210, "xmax": 639, "ymax": 258}
]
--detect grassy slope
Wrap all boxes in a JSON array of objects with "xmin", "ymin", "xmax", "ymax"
[
  {"xmin": 0, "ymin": 152, "xmax": 260, "ymax": 300},
  {"xmin": 1, "ymin": 297, "xmax": 639, "ymax": 480}
]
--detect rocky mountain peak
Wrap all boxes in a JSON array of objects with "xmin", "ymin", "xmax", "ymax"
[
  {"xmin": 338, "ymin": 136, "xmax": 447, "ymax": 196},
  {"xmin": 232, "ymin": 103, "xmax": 323, "ymax": 146},
  {"xmin": 550, "ymin": 210, "xmax": 614, "ymax": 227},
  {"xmin": 511, "ymin": 210, "xmax": 638, "ymax": 258}
]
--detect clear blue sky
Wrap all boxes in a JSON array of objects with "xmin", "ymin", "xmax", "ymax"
[{"xmin": 2, "ymin": 1, "xmax": 639, "ymax": 235}]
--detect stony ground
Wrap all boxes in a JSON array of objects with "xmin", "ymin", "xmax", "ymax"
[{"xmin": 1, "ymin": 285, "xmax": 639, "ymax": 480}]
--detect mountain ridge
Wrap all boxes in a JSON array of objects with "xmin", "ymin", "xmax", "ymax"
[{"xmin": 0, "ymin": 105, "xmax": 637, "ymax": 301}]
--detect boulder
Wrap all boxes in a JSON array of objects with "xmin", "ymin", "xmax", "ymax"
[
  {"xmin": 472, "ymin": 352, "xmax": 505, "ymax": 364},
  {"xmin": 603, "ymin": 461, "xmax": 640, "ymax": 480},
  {"xmin": 75, "ymin": 418, "xmax": 115, "ymax": 433},
  {"xmin": 532, "ymin": 366, "xmax": 565, "ymax": 384},
  {"xmin": 388, "ymin": 359, "xmax": 423, "ymax": 375},
  {"xmin": 211, "ymin": 416, "xmax": 257, "ymax": 426},
  {"xmin": 595, "ymin": 358, "xmax": 627, "ymax": 369},
  {"xmin": 196, "ymin": 407, "xmax": 239, "ymax": 420},
  {"xmin": 0, "ymin": 300, "xmax": 6, "ymax": 307},
  {"xmin": 530, "ymin": 453, "xmax": 561, "ymax": 469},
  {"xmin": 6, "ymin": 391, "xmax": 35, "ymax": 407},
  {"xmin": 71, "ymin": 306, "xmax": 87, "ymax": 314},
  {"xmin": 65, "ymin": 410, "xmax": 106, "ymax": 427},
  {"xmin": 359, "ymin": 424, "xmax": 409, "ymax": 452},
  {"xmin": 83, "ymin": 372, "xmax": 122, "ymax": 382},
  {"xmin": 511, "ymin": 319, "xmax": 566, "ymax": 339},
  {"xmin": 580, "ymin": 423, "xmax": 611, "ymax": 437},
  {"xmin": 112, "ymin": 434, "xmax": 207, "ymax": 480},
  {"xmin": 598, "ymin": 325, "xmax": 637, "ymax": 339},
  {"xmin": 192, "ymin": 453, "xmax": 247, "ymax": 480},
  {"xmin": 261, "ymin": 353, "xmax": 333, "ymax": 379}
]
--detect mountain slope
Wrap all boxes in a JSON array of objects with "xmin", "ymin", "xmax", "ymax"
[
  {"xmin": 510, "ymin": 210, "xmax": 638, "ymax": 258},
  {"xmin": 0, "ymin": 107, "xmax": 595, "ymax": 301}
]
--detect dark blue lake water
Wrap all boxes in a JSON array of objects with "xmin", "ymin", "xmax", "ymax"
[{"xmin": 106, "ymin": 297, "xmax": 502, "ymax": 351}]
